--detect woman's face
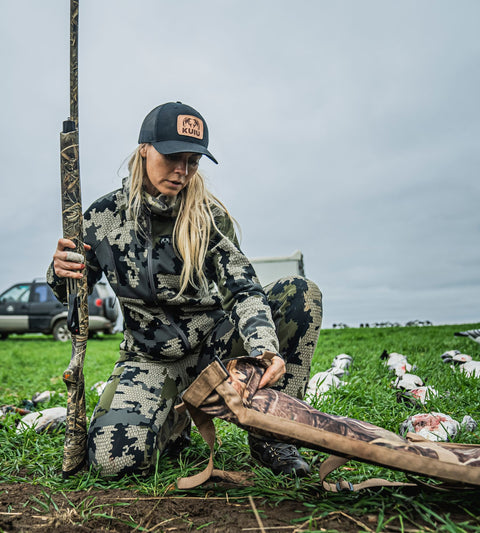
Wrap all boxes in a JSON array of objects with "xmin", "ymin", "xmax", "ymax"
[{"xmin": 141, "ymin": 144, "xmax": 201, "ymax": 197}]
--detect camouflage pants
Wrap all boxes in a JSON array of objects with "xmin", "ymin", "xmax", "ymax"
[{"xmin": 87, "ymin": 276, "xmax": 322, "ymax": 477}]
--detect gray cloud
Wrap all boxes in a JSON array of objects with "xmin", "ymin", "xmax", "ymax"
[{"xmin": 1, "ymin": 0, "xmax": 478, "ymax": 328}]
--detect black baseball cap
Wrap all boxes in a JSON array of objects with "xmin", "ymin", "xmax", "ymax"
[{"xmin": 138, "ymin": 102, "xmax": 218, "ymax": 164}]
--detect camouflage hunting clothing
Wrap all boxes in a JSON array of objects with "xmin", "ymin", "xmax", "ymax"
[
  {"xmin": 85, "ymin": 274, "xmax": 322, "ymax": 476},
  {"xmin": 47, "ymin": 178, "xmax": 280, "ymax": 362},
  {"xmin": 47, "ymin": 178, "xmax": 323, "ymax": 476}
]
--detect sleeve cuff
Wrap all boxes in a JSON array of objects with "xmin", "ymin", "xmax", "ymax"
[{"xmin": 249, "ymin": 348, "xmax": 284, "ymax": 361}]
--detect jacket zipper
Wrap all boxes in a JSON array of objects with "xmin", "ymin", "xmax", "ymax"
[{"xmin": 147, "ymin": 241, "xmax": 191, "ymax": 351}]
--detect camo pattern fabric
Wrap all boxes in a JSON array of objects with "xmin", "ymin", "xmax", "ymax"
[
  {"xmin": 86, "ymin": 352, "xmax": 197, "ymax": 476},
  {"xmin": 196, "ymin": 276, "xmax": 322, "ymax": 399},
  {"xmin": 86, "ymin": 275, "xmax": 321, "ymax": 476},
  {"xmin": 47, "ymin": 178, "xmax": 322, "ymax": 476},
  {"xmin": 195, "ymin": 358, "xmax": 480, "ymax": 468},
  {"xmin": 47, "ymin": 178, "xmax": 280, "ymax": 361}
]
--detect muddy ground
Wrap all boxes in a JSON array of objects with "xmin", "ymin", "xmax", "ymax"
[
  {"xmin": 0, "ymin": 482, "xmax": 359, "ymax": 532},
  {"xmin": 1, "ymin": 482, "xmax": 478, "ymax": 532}
]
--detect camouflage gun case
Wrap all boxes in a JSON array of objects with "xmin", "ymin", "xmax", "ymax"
[{"xmin": 177, "ymin": 355, "xmax": 480, "ymax": 491}]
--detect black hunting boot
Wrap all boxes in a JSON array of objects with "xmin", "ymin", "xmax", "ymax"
[
  {"xmin": 248, "ymin": 435, "xmax": 311, "ymax": 477},
  {"xmin": 163, "ymin": 420, "xmax": 192, "ymax": 459}
]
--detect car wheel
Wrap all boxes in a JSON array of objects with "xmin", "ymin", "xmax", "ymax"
[
  {"xmin": 53, "ymin": 320, "xmax": 71, "ymax": 342},
  {"xmin": 0, "ymin": 332, "xmax": 8, "ymax": 340}
]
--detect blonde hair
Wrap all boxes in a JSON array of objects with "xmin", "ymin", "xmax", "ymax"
[{"xmin": 127, "ymin": 145, "xmax": 235, "ymax": 296}]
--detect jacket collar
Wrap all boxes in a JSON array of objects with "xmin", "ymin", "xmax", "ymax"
[
  {"xmin": 122, "ymin": 176, "xmax": 181, "ymax": 218},
  {"xmin": 142, "ymin": 189, "xmax": 180, "ymax": 217}
]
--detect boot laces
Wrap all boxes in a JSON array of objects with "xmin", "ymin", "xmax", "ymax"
[{"xmin": 265, "ymin": 443, "xmax": 299, "ymax": 462}]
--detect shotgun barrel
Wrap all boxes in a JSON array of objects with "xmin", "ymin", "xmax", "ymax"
[{"xmin": 60, "ymin": 0, "xmax": 89, "ymax": 478}]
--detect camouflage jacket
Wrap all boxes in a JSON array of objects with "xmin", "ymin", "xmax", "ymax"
[{"xmin": 47, "ymin": 179, "xmax": 279, "ymax": 361}]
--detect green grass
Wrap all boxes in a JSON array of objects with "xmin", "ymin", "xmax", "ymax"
[
  {"xmin": 1, "ymin": 323, "xmax": 480, "ymax": 531},
  {"xmin": 310, "ymin": 324, "xmax": 480, "ymax": 434}
]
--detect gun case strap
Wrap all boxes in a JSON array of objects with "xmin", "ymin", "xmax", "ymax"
[
  {"xmin": 176, "ymin": 359, "xmax": 480, "ymax": 491},
  {"xmin": 177, "ymin": 399, "xmax": 416, "ymax": 491},
  {"xmin": 176, "ymin": 366, "xmax": 416, "ymax": 492},
  {"xmin": 176, "ymin": 402, "xmax": 253, "ymax": 489},
  {"xmin": 319, "ymin": 455, "xmax": 417, "ymax": 492}
]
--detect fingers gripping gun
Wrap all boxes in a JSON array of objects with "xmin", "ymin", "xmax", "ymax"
[{"xmin": 60, "ymin": 0, "xmax": 89, "ymax": 478}]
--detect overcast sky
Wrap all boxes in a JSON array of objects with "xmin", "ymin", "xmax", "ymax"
[{"xmin": 1, "ymin": 0, "xmax": 479, "ymax": 328}]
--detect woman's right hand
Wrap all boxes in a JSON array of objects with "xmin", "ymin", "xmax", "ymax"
[{"xmin": 53, "ymin": 238, "xmax": 91, "ymax": 279}]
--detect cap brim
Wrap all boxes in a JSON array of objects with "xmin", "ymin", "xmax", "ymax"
[{"xmin": 151, "ymin": 140, "xmax": 218, "ymax": 164}]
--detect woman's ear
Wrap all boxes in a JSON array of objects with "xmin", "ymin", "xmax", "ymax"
[{"xmin": 139, "ymin": 144, "xmax": 147, "ymax": 158}]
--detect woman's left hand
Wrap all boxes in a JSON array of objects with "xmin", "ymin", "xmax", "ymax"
[{"xmin": 258, "ymin": 354, "xmax": 286, "ymax": 389}]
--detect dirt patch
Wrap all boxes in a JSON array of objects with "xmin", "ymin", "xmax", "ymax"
[
  {"xmin": 0, "ymin": 482, "xmax": 378, "ymax": 532},
  {"xmin": 1, "ymin": 482, "xmax": 478, "ymax": 532}
]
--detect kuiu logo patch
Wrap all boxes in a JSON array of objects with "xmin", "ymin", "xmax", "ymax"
[{"xmin": 177, "ymin": 115, "xmax": 204, "ymax": 140}]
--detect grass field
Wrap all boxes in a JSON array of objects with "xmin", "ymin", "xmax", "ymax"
[{"xmin": 1, "ymin": 322, "xmax": 480, "ymax": 532}]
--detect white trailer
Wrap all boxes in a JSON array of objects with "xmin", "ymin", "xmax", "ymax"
[{"xmin": 250, "ymin": 250, "xmax": 305, "ymax": 286}]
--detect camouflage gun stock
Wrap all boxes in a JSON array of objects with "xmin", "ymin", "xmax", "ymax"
[{"xmin": 60, "ymin": 0, "xmax": 89, "ymax": 478}]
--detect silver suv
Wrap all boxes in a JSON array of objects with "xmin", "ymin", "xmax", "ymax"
[{"xmin": 0, "ymin": 280, "xmax": 119, "ymax": 341}]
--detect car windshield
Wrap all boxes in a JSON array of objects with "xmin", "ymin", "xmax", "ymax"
[{"xmin": 0, "ymin": 284, "xmax": 31, "ymax": 303}]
